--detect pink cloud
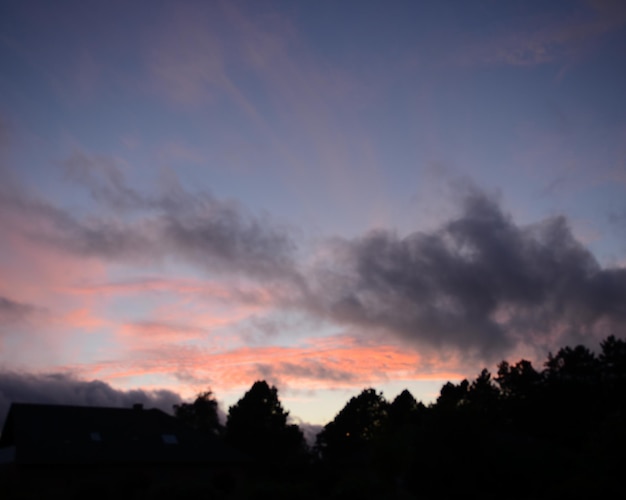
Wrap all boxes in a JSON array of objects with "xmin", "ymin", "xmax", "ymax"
[
  {"xmin": 56, "ymin": 307, "xmax": 109, "ymax": 333},
  {"xmin": 0, "ymin": 202, "xmax": 115, "ymax": 367},
  {"xmin": 66, "ymin": 277, "xmax": 276, "ymax": 307},
  {"xmin": 57, "ymin": 334, "xmax": 466, "ymax": 400},
  {"xmin": 118, "ymin": 321, "xmax": 205, "ymax": 342},
  {"xmin": 0, "ymin": 225, "xmax": 107, "ymax": 312}
]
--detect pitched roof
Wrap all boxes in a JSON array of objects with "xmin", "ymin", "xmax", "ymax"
[{"xmin": 0, "ymin": 403, "xmax": 247, "ymax": 465}]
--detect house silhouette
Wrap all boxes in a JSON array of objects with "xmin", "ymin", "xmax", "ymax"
[
  {"xmin": 0, "ymin": 402, "xmax": 249, "ymax": 497},
  {"xmin": 0, "ymin": 402, "xmax": 246, "ymax": 465}
]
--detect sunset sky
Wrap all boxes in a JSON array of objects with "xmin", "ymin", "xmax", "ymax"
[{"xmin": 1, "ymin": 0, "xmax": 626, "ymax": 426}]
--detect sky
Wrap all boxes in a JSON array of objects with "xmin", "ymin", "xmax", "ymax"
[{"xmin": 1, "ymin": 0, "xmax": 626, "ymax": 427}]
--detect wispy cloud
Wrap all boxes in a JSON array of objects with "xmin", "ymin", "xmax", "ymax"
[
  {"xmin": 118, "ymin": 321, "xmax": 207, "ymax": 342},
  {"xmin": 145, "ymin": 2, "xmax": 228, "ymax": 106},
  {"xmin": 138, "ymin": 1, "xmax": 389, "ymax": 234},
  {"xmin": 3, "ymin": 150, "xmax": 302, "ymax": 283},
  {"xmin": 456, "ymin": 0, "xmax": 626, "ymax": 67}
]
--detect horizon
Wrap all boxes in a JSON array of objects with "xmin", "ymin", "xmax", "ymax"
[
  {"xmin": 1, "ymin": 0, "xmax": 626, "ymax": 427},
  {"xmin": 0, "ymin": 333, "xmax": 616, "ymax": 432}
]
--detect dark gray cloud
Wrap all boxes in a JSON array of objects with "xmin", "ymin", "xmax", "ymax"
[
  {"xmin": 0, "ymin": 188, "xmax": 154, "ymax": 262},
  {"xmin": 0, "ymin": 296, "xmax": 37, "ymax": 325},
  {"xmin": 1, "ymin": 152, "xmax": 300, "ymax": 282},
  {"xmin": 312, "ymin": 191, "xmax": 626, "ymax": 361},
  {"xmin": 256, "ymin": 361, "xmax": 356, "ymax": 384},
  {"xmin": 64, "ymin": 151, "xmax": 298, "ymax": 278},
  {"xmin": 160, "ymin": 194, "xmax": 297, "ymax": 281},
  {"xmin": 0, "ymin": 371, "xmax": 183, "ymax": 430}
]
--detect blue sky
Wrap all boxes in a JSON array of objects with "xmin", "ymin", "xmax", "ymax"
[{"xmin": 1, "ymin": 0, "xmax": 625, "ymax": 425}]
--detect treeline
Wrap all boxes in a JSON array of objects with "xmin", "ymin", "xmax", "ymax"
[
  {"xmin": 173, "ymin": 380, "xmax": 309, "ymax": 465},
  {"xmin": 175, "ymin": 335, "xmax": 626, "ymax": 499}
]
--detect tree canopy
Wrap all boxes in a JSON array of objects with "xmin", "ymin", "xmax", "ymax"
[
  {"xmin": 173, "ymin": 390, "xmax": 222, "ymax": 436},
  {"xmin": 225, "ymin": 380, "xmax": 306, "ymax": 462},
  {"xmin": 316, "ymin": 388, "xmax": 388, "ymax": 461}
]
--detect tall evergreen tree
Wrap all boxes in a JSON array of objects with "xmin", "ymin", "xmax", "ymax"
[
  {"xmin": 316, "ymin": 388, "xmax": 388, "ymax": 461},
  {"xmin": 226, "ymin": 380, "xmax": 306, "ymax": 462}
]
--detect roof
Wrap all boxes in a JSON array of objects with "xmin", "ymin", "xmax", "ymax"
[{"xmin": 0, "ymin": 403, "xmax": 248, "ymax": 465}]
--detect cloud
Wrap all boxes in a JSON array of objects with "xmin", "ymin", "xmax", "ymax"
[
  {"xmin": 0, "ymin": 296, "xmax": 38, "ymax": 325},
  {"xmin": 312, "ymin": 190, "xmax": 626, "ymax": 361},
  {"xmin": 5, "ymin": 143, "xmax": 626, "ymax": 376},
  {"xmin": 68, "ymin": 277, "xmax": 278, "ymax": 309},
  {"xmin": 160, "ymin": 195, "xmax": 297, "ymax": 281},
  {"xmin": 290, "ymin": 417, "xmax": 322, "ymax": 447},
  {"xmin": 63, "ymin": 151, "xmax": 144, "ymax": 210},
  {"xmin": 0, "ymin": 371, "xmax": 183, "ymax": 430},
  {"xmin": 69, "ymin": 335, "xmax": 458, "ymax": 398},
  {"xmin": 256, "ymin": 361, "xmax": 356, "ymax": 384},
  {"xmin": 2, "ymin": 151, "xmax": 301, "ymax": 283},
  {"xmin": 119, "ymin": 320, "xmax": 207, "ymax": 342}
]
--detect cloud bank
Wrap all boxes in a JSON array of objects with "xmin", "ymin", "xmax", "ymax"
[
  {"xmin": 2, "ymin": 150, "xmax": 625, "ymax": 371},
  {"xmin": 312, "ymin": 191, "xmax": 626, "ymax": 361}
]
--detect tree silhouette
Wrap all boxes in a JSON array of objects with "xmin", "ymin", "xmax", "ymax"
[
  {"xmin": 495, "ymin": 359, "xmax": 543, "ymax": 435},
  {"xmin": 496, "ymin": 359, "xmax": 541, "ymax": 400},
  {"xmin": 316, "ymin": 388, "xmax": 388, "ymax": 462},
  {"xmin": 599, "ymin": 335, "xmax": 626, "ymax": 413},
  {"xmin": 600, "ymin": 335, "xmax": 626, "ymax": 378},
  {"xmin": 435, "ymin": 379, "xmax": 469, "ymax": 411},
  {"xmin": 387, "ymin": 389, "xmax": 424, "ymax": 428},
  {"xmin": 309, "ymin": 335, "xmax": 626, "ymax": 499},
  {"xmin": 225, "ymin": 380, "xmax": 306, "ymax": 462},
  {"xmin": 173, "ymin": 390, "xmax": 222, "ymax": 436},
  {"xmin": 545, "ymin": 344, "xmax": 599, "ymax": 382},
  {"xmin": 466, "ymin": 368, "xmax": 499, "ymax": 407}
]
